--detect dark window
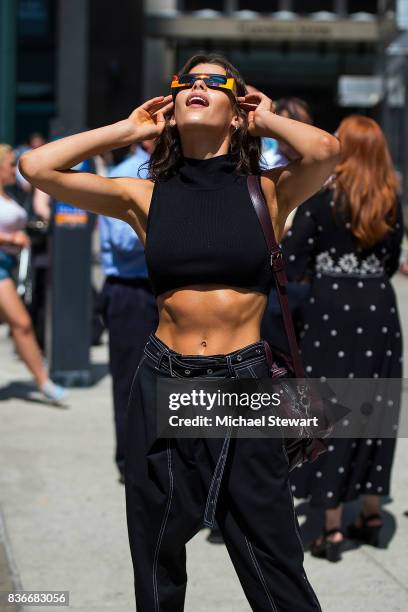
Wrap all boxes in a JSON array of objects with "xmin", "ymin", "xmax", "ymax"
[
  {"xmin": 292, "ymin": 1, "xmax": 335, "ymax": 13},
  {"xmin": 383, "ymin": 0, "xmax": 396, "ymax": 11},
  {"xmin": 16, "ymin": 0, "xmax": 56, "ymax": 142},
  {"xmin": 238, "ymin": 0, "xmax": 279, "ymax": 11},
  {"xmin": 18, "ymin": 0, "xmax": 53, "ymax": 37},
  {"xmin": 183, "ymin": 0, "xmax": 223, "ymax": 11},
  {"xmin": 347, "ymin": 0, "xmax": 378, "ymax": 13}
]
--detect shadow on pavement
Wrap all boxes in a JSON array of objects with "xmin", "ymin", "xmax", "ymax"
[
  {"xmin": 296, "ymin": 498, "xmax": 398, "ymax": 552},
  {"xmin": 0, "ymin": 361, "xmax": 109, "ymax": 401},
  {"xmin": 0, "ymin": 380, "xmax": 38, "ymax": 402},
  {"xmin": 0, "ymin": 381, "xmax": 69, "ymax": 409}
]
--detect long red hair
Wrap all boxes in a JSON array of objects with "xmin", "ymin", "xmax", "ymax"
[{"xmin": 334, "ymin": 115, "xmax": 399, "ymax": 248}]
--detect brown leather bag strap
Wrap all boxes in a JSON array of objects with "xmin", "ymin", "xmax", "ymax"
[{"xmin": 247, "ymin": 175, "xmax": 305, "ymax": 378}]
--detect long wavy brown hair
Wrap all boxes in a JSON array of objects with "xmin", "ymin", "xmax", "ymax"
[
  {"xmin": 334, "ymin": 115, "xmax": 399, "ymax": 248},
  {"xmin": 144, "ymin": 53, "xmax": 263, "ymax": 181}
]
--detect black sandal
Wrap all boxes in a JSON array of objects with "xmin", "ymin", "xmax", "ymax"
[
  {"xmin": 310, "ymin": 528, "xmax": 343, "ymax": 563},
  {"xmin": 347, "ymin": 512, "xmax": 382, "ymax": 547}
]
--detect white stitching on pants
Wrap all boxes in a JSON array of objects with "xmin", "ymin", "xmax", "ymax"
[
  {"xmin": 152, "ymin": 441, "xmax": 174, "ymax": 612},
  {"xmin": 248, "ymin": 365, "xmax": 257, "ymax": 377},
  {"xmin": 245, "ymin": 536, "xmax": 278, "ymax": 612},
  {"xmin": 286, "ymin": 481, "xmax": 322, "ymax": 612},
  {"xmin": 281, "ymin": 441, "xmax": 321, "ymax": 610}
]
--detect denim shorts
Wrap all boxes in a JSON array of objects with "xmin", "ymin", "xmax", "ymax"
[{"xmin": 0, "ymin": 251, "xmax": 16, "ymax": 282}]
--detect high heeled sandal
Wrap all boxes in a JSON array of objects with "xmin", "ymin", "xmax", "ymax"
[
  {"xmin": 310, "ymin": 528, "xmax": 343, "ymax": 563},
  {"xmin": 347, "ymin": 512, "xmax": 382, "ymax": 547}
]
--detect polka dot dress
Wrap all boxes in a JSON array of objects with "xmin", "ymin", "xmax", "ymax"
[{"xmin": 281, "ymin": 189, "xmax": 404, "ymax": 509}]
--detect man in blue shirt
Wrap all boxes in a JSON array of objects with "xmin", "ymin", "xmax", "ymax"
[{"xmin": 99, "ymin": 143, "xmax": 158, "ymax": 483}]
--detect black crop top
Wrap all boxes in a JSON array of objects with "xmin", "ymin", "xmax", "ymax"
[{"xmin": 144, "ymin": 154, "xmax": 274, "ymax": 298}]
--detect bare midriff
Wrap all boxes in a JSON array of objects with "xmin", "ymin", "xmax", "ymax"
[{"xmin": 155, "ymin": 285, "xmax": 267, "ymax": 355}]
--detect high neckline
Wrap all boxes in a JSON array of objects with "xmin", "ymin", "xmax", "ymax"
[{"xmin": 178, "ymin": 153, "xmax": 239, "ymax": 190}]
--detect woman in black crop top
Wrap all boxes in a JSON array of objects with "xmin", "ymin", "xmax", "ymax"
[{"xmin": 21, "ymin": 53, "xmax": 339, "ymax": 611}]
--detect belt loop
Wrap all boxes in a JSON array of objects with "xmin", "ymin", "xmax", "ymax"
[
  {"xmin": 168, "ymin": 353, "xmax": 174, "ymax": 377},
  {"xmin": 157, "ymin": 349, "xmax": 175, "ymax": 377},
  {"xmin": 226, "ymin": 354, "xmax": 235, "ymax": 378},
  {"xmin": 262, "ymin": 340, "xmax": 273, "ymax": 371},
  {"xmin": 156, "ymin": 349, "xmax": 166, "ymax": 370}
]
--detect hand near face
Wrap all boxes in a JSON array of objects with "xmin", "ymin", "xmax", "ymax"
[
  {"xmin": 237, "ymin": 92, "xmax": 276, "ymax": 137},
  {"xmin": 127, "ymin": 96, "xmax": 174, "ymax": 141}
]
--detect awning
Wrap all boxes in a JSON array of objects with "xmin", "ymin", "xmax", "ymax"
[{"xmin": 146, "ymin": 14, "xmax": 398, "ymax": 44}]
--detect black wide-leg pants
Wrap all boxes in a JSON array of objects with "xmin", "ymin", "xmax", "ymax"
[{"xmin": 125, "ymin": 333, "xmax": 321, "ymax": 612}]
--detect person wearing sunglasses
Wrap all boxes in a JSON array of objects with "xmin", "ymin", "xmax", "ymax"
[{"xmin": 20, "ymin": 53, "xmax": 339, "ymax": 611}]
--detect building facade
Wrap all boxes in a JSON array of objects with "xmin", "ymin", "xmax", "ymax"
[
  {"xmin": 145, "ymin": 1, "xmax": 408, "ymax": 204},
  {"xmin": 144, "ymin": 1, "xmax": 399, "ymax": 132},
  {"xmin": 2, "ymin": 0, "xmax": 408, "ymax": 203},
  {"xmin": 3, "ymin": 0, "xmax": 145, "ymax": 144}
]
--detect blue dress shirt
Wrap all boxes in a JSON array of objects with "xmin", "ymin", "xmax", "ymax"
[
  {"xmin": 100, "ymin": 147, "xmax": 150, "ymax": 279},
  {"xmin": 261, "ymin": 138, "xmax": 289, "ymax": 169}
]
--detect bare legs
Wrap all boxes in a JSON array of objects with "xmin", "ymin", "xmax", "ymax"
[
  {"xmin": 0, "ymin": 278, "xmax": 48, "ymax": 386},
  {"xmin": 355, "ymin": 495, "xmax": 382, "ymax": 527},
  {"xmin": 315, "ymin": 494, "xmax": 382, "ymax": 547},
  {"xmin": 324, "ymin": 506, "xmax": 343, "ymax": 542}
]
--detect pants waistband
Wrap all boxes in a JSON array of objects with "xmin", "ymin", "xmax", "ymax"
[{"xmin": 144, "ymin": 332, "xmax": 269, "ymax": 378}]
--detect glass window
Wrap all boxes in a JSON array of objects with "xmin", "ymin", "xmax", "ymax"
[
  {"xmin": 347, "ymin": 0, "xmax": 378, "ymax": 13},
  {"xmin": 183, "ymin": 1, "xmax": 223, "ymax": 11},
  {"xmin": 16, "ymin": 0, "xmax": 56, "ymax": 142},
  {"xmin": 292, "ymin": 1, "xmax": 335, "ymax": 13},
  {"xmin": 18, "ymin": 0, "xmax": 52, "ymax": 37},
  {"xmin": 238, "ymin": 1, "xmax": 279, "ymax": 11}
]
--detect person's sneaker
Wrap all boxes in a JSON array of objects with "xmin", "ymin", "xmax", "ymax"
[{"xmin": 39, "ymin": 380, "xmax": 69, "ymax": 406}]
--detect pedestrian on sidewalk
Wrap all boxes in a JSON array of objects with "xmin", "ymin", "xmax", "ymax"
[
  {"xmin": 99, "ymin": 142, "xmax": 158, "ymax": 483},
  {"xmin": 19, "ymin": 53, "xmax": 340, "ymax": 611},
  {"xmin": 260, "ymin": 96, "xmax": 314, "ymax": 354},
  {"xmin": 0, "ymin": 144, "xmax": 67, "ymax": 404},
  {"xmin": 285, "ymin": 116, "xmax": 404, "ymax": 562}
]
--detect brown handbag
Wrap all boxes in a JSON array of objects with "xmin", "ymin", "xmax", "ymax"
[{"xmin": 247, "ymin": 175, "xmax": 330, "ymax": 471}]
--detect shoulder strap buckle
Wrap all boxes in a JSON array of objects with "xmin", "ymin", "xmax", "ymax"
[{"xmin": 271, "ymin": 247, "xmax": 283, "ymax": 271}]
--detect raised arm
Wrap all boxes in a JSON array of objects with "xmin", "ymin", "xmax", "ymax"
[
  {"xmin": 19, "ymin": 96, "xmax": 174, "ymax": 241},
  {"xmin": 238, "ymin": 92, "xmax": 341, "ymax": 224}
]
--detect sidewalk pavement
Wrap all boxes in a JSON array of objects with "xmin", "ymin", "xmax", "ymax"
[{"xmin": 1, "ymin": 275, "xmax": 408, "ymax": 612}]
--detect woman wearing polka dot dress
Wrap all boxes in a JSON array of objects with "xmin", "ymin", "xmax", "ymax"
[{"xmin": 283, "ymin": 116, "xmax": 404, "ymax": 562}]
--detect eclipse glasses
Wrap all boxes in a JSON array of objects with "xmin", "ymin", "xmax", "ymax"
[{"xmin": 170, "ymin": 73, "xmax": 237, "ymax": 97}]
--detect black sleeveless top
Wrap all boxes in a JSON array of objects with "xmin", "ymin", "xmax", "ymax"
[{"xmin": 144, "ymin": 154, "xmax": 274, "ymax": 297}]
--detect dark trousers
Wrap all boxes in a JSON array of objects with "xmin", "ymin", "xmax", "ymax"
[
  {"xmin": 125, "ymin": 333, "xmax": 321, "ymax": 612},
  {"xmin": 101, "ymin": 277, "xmax": 158, "ymax": 475},
  {"xmin": 261, "ymin": 282, "xmax": 311, "ymax": 354}
]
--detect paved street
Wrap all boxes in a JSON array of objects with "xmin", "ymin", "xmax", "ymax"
[{"xmin": 0, "ymin": 274, "xmax": 408, "ymax": 612}]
